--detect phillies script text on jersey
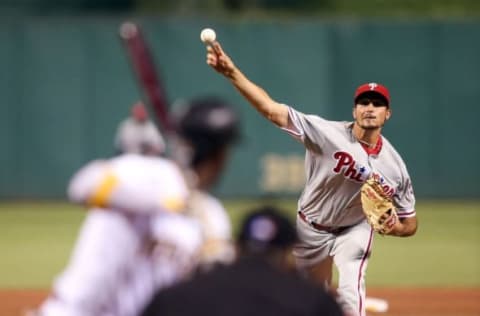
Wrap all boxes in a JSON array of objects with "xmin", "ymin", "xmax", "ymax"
[{"xmin": 332, "ymin": 151, "xmax": 395, "ymax": 197}]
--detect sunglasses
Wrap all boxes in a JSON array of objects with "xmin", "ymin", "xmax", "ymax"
[{"xmin": 356, "ymin": 98, "xmax": 387, "ymax": 107}]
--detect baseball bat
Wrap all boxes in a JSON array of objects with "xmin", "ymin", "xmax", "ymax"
[{"xmin": 119, "ymin": 21, "xmax": 173, "ymax": 133}]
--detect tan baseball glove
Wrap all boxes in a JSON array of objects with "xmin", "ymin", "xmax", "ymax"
[{"xmin": 361, "ymin": 177, "xmax": 398, "ymax": 235}]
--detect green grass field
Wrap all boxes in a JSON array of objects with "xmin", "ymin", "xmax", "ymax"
[{"xmin": 0, "ymin": 200, "xmax": 479, "ymax": 289}]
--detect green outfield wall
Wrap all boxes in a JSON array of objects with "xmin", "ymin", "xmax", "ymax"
[{"xmin": 0, "ymin": 17, "xmax": 478, "ymax": 199}]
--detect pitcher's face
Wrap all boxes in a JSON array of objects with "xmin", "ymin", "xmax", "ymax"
[{"xmin": 353, "ymin": 97, "xmax": 391, "ymax": 130}]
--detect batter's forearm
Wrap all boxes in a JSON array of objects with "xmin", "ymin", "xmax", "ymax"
[{"xmin": 228, "ymin": 67, "xmax": 289, "ymax": 128}]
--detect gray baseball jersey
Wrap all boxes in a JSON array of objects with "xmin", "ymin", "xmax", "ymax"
[
  {"xmin": 284, "ymin": 106, "xmax": 416, "ymax": 316},
  {"xmin": 284, "ymin": 107, "xmax": 416, "ymax": 227}
]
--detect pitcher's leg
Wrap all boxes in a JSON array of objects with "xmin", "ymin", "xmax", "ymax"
[
  {"xmin": 331, "ymin": 221, "xmax": 374, "ymax": 316},
  {"xmin": 293, "ymin": 216, "xmax": 335, "ymax": 285},
  {"xmin": 306, "ymin": 255, "xmax": 333, "ymax": 286}
]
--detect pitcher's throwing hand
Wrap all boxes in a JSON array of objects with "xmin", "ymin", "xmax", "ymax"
[{"xmin": 206, "ymin": 42, "xmax": 236, "ymax": 78}]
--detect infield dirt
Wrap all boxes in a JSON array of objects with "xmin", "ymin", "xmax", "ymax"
[{"xmin": 0, "ymin": 287, "xmax": 479, "ymax": 316}]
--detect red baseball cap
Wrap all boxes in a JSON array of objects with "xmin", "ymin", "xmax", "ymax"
[{"xmin": 354, "ymin": 82, "xmax": 390, "ymax": 106}]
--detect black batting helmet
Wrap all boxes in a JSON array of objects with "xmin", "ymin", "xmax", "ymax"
[{"xmin": 174, "ymin": 96, "xmax": 240, "ymax": 167}]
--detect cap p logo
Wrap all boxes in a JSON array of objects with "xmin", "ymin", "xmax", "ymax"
[{"xmin": 354, "ymin": 82, "xmax": 390, "ymax": 106}]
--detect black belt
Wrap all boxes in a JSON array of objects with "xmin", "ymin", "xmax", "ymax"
[{"xmin": 298, "ymin": 211, "xmax": 349, "ymax": 234}]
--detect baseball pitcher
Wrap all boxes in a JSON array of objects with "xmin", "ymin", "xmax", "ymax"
[{"xmin": 205, "ymin": 41, "xmax": 417, "ymax": 316}]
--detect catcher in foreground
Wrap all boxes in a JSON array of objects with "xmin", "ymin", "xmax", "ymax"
[{"xmin": 361, "ymin": 177, "xmax": 399, "ymax": 235}]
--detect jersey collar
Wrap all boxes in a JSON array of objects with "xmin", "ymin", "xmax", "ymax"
[
  {"xmin": 347, "ymin": 122, "xmax": 383, "ymax": 156},
  {"xmin": 360, "ymin": 136, "xmax": 383, "ymax": 156}
]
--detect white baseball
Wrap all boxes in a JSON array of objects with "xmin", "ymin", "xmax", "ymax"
[{"xmin": 200, "ymin": 28, "xmax": 216, "ymax": 44}]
